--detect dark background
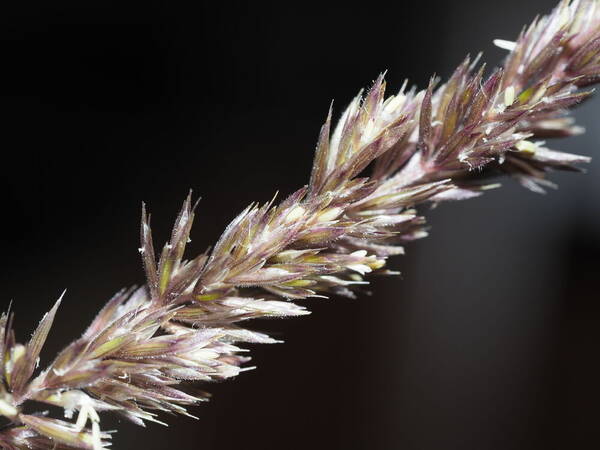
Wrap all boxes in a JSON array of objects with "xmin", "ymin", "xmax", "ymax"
[{"xmin": 1, "ymin": 0, "xmax": 599, "ymax": 449}]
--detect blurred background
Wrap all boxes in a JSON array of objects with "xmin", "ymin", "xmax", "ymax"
[{"xmin": 1, "ymin": 0, "xmax": 599, "ymax": 448}]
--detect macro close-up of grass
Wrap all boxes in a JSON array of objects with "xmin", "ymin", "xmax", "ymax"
[{"xmin": 1, "ymin": 1, "xmax": 600, "ymax": 449}]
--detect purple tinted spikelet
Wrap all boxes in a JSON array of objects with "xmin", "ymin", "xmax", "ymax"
[{"xmin": 1, "ymin": 1, "xmax": 599, "ymax": 448}]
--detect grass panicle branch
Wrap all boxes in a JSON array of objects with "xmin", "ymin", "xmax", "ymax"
[{"xmin": 1, "ymin": 1, "xmax": 599, "ymax": 448}]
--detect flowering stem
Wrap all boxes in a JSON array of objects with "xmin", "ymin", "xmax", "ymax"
[{"xmin": 1, "ymin": 1, "xmax": 599, "ymax": 449}]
